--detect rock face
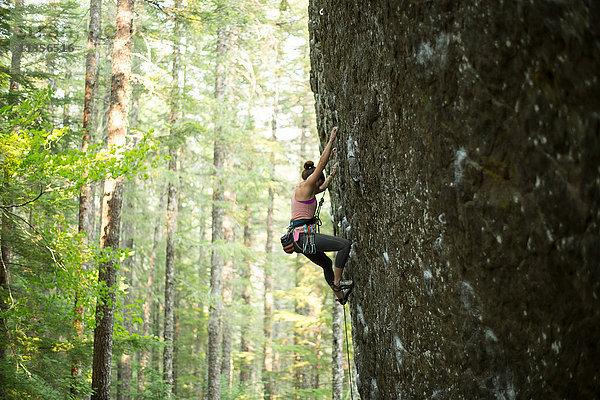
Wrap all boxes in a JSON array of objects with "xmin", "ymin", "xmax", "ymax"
[{"xmin": 308, "ymin": 1, "xmax": 599, "ymax": 398}]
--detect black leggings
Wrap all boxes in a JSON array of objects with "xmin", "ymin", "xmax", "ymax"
[{"xmin": 294, "ymin": 233, "xmax": 350, "ymax": 286}]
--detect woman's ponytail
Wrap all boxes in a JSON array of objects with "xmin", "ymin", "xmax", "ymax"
[{"xmin": 302, "ymin": 161, "xmax": 316, "ymax": 180}]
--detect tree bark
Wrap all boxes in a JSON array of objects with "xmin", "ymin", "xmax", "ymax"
[
  {"xmin": 220, "ymin": 271, "xmax": 232, "ymax": 391},
  {"xmin": 81, "ymin": 0, "xmax": 101, "ymax": 214},
  {"xmin": 206, "ymin": 25, "xmax": 228, "ymax": 400},
  {"xmin": 172, "ymin": 156, "xmax": 185, "ymax": 398},
  {"xmin": 332, "ymin": 302, "xmax": 343, "ymax": 400},
  {"xmin": 90, "ymin": 0, "xmax": 135, "ymax": 398},
  {"xmin": 129, "ymin": 53, "xmax": 141, "ymax": 130},
  {"xmin": 194, "ymin": 212, "xmax": 207, "ymax": 397},
  {"xmin": 0, "ymin": 172, "xmax": 11, "ymax": 400},
  {"xmin": 220, "ymin": 188, "xmax": 235, "ymax": 391},
  {"xmin": 162, "ymin": 143, "xmax": 177, "ymax": 390},
  {"xmin": 173, "ymin": 293, "xmax": 180, "ymax": 397},
  {"xmin": 8, "ymin": 0, "xmax": 23, "ymax": 95},
  {"xmin": 120, "ymin": 343, "xmax": 132, "ymax": 400},
  {"xmin": 117, "ymin": 357, "xmax": 123, "ymax": 400},
  {"xmin": 163, "ymin": 6, "xmax": 181, "ymax": 395},
  {"xmin": 151, "ymin": 299, "xmax": 161, "ymax": 373},
  {"xmin": 239, "ymin": 205, "xmax": 253, "ymax": 384}
]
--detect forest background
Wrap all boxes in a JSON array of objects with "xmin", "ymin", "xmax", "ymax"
[{"xmin": 0, "ymin": 0, "xmax": 352, "ymax": 399}]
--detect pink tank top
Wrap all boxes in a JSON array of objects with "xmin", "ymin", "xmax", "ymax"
[{"xmin": 290, "ymin": 191, "xmax": 317, "ymax": 221}]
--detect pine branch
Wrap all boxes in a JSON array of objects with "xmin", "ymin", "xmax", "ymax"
[
  {"xmin": 0, "ymin": 186, "xmax": 45, "ymax": 209},
  {"xmin": 1, "ymin": 207, "xmax": 66, "ymax": 271},
  {"xmin": 140, "ymin": 0, "xmax": 205, "ymax": 23}
]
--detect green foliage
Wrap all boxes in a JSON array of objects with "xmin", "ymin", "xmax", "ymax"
[
  {"xmin": 0, "ymin": 83, "xmax": 157, "ymax": 398},
  {"xmin": 0, "ymin": 0, "xmax": 343, "ymax": 398},
  {"xmin": 1, "ymin": 87, "xmax": 158, "ymax": 191},
  {"xmin": 137, "ymin": 368, "xmax": 170, "ymax": 400},
  {"xmin": 0, "ymin": 224, "xmax": 97, "ymax": 399}
]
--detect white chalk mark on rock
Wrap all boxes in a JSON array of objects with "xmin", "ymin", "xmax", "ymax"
[{"xmin": 455, "ymin": 148, "xmax": 467, "ymax": 185}]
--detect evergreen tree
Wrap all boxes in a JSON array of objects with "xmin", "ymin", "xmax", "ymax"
[
  {"xmin": 163, "ymin": 1, "xmax": 182, "ymax": 396},
  {"xmin": 207, "ymin": 23, "xmax": 228, "ymax": 400},
  {"xmin": 91, "ymin": 0, "xmax": 135, "ymax": 398}
]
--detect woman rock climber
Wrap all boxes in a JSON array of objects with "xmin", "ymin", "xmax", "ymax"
[{"xmin": 290, "ymin": 126, "xmax": 354, "ymax": 305}]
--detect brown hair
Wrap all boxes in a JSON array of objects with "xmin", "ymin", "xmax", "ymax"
[{"xmin": 302, "ymin": 161, "xmax": 324, "ymax": 182}]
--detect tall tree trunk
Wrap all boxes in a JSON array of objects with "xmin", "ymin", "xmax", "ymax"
[
  {"xmin": 163, "ymin": 7, "xmax": 181, "ymax": 395},
  {"xmin": 172, "ymin": 151, "xmax": 185, "ymax": 399},
  {"xmin": 293, "ymin": 269, "xmax": 304, "ymax": 397},
  {"xmin": 263, "ymin": 227, "xmax": 274, "ymax": 400},
  {"xmin": 0, "ymin": 172, "xmax": 11, "ymax": 400},
  {"xmin": 152, "ymin": 300, "xmax": 161, "ymax": 373},
  {"xmin": 263, "ymin": 39, "xmax": 280, "ymax": 400},
  {"xmin": 117, "ymin": 357, "xmax": 123, "ymax": 400},
  {"xmin": 137, "ymin": 190, "xmax": 163, "ymax": 397},
  {"xmin": 129, "ymin": 52, "xmax": 141, "ymax": 131},
  {"xmin": 193, "ymin": 211, "xmax": 207, "ymax": 397},
  {"xmin": 239, "ymin": 205, "xmax": 253, "ymax": 384},
  {"xmin": 62, "ymin": 69, "xmax": 71, "ymax": 128},
  {"xmin": 90, "ymin": 0, "xmax": 135, "ymax": 397},
  {"xmin": 314, "ymin": 324, "xmax": 322, "ymax": 390},
  {"xmin": 95, "ymin": 39, "xmax": 113, "ymax": 244},
  {"xmin": 206, "ymin": 25, "xmax": 228, "ymax": 400},
  {"xmin": 72, "ymin": 0, "xmax": 102, "ymax": 394},
  {"xmin": 162, "ymin": 96, "xmax": 178, "ymax": 399},
  {"xmin": 221, "ymin": 188, "xmax": 235, "ymax": 391},
  {"xmin": 120, "ymin": 216, "xmax": 135, "ymax": 400},
  {"xmin": 220, "ymin": 268, "xmax": 232, "ymax": 391},
  {"xmin": 173, "ymin": 293, "xmax": 180, "ymax": 397},
  {"xmin": 263, "ymin": 131, "xmax": 276, "ymax": 400},
  {"xmin": 332, "ymin": 303, "xmax": 343, "ymax": 400},
  {"xmin": 8, "ymin": 0, "xmax": 23, "ymax": 95}
]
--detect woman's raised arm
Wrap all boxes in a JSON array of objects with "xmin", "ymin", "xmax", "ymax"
[{"xmin": 306, "ymin": 127, "xmax": 338, "ymax": 186}]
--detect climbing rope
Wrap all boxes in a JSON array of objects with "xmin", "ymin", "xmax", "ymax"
[{"xmin": 343, "ymin": 303, "xmax": 354, "ymax": 400}]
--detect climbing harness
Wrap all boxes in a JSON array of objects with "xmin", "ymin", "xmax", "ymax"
[
  {"xmin": 302, "ymin": 223, "xmax": 317, "ymax": 254},
  {"xmin": 281, "ymin": 217, "xmax": 315, "ymax": 253},
  {"xmin": 343, "ymin": 303, "xmax": 355, "ymax": 400}
]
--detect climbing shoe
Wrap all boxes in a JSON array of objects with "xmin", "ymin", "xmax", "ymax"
[
  {"xmin": 335, "ymin": 282, "xmax": 354, "ymax": 305},
  {"xmin": 332, "ymin": 279, "xmax": 354, "ymax": 292}
]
